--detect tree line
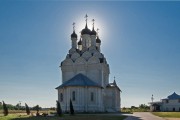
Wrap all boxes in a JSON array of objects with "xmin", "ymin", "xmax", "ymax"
[
  {"xmin": 1, "ymin": 99, "xmax": 74, "ymax": 117},
  {"xmin": 121, "ymin": 104, "xmax": 150, "ymax": 113}
]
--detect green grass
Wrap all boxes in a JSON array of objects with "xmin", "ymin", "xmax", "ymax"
[
  {"xmin": 152, "ymin": 112, "xmax": 180, "ymax": 118},
  {"xmin": 0, "ymin": 114, "xmax": 29, "ymax": 120},
  {"xmin": 121, "ymin": 108, "xmax": 149, "ymax": 113},
  {"xmin": 0, "ymin": 114, "xmax": 127, "ymax": 120}
]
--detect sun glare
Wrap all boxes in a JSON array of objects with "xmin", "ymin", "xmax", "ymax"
[{"xmin": 73, "ymin": 14, "xmax": 108, "ymax": 44}]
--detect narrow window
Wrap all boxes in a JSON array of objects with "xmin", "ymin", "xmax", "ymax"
[
  {"xmin": 166, "ymin": 100, "xmax": 169, "ymax": 103},
  {"xmin": 91, "ymin": 92, "xmax": 94, "ymax": 102},
  {"xmin": 60, "ymin": 93, "xmax": 63, "ymax": 102},
  {"xmin": 72, "ymin": 91, "xmax": 75, "ymax": 101}
]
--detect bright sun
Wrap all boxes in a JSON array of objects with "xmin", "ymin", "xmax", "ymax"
[{"xmin": 73, "ymin": 14, "xmax": 107, "ymax": 42}]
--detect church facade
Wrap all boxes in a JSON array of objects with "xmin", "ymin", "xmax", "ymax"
[{"xmin": 56, "ymin": 15, "xmax": 121, "ymax": 112}]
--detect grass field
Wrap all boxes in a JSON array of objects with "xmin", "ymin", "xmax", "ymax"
[
  {"xmin": 152, "ymin": 112, "xmax": 180, "ymax": 118},
  {"xmin": 0, "ymin": 114, "xmax": 127, "ymax": 120}
]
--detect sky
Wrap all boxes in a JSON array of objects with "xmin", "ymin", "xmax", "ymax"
[{"xmin": 0, "ymin": 1, "xmax": 180, "ymax": 108}]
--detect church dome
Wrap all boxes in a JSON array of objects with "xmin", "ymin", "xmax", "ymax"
[
  {"xmin": 81, "ymin": 24, "xmax": 91, "ymax": 35},
  {"xmin": 96, "ymin": 36, "xmax": 101, "ymax": 43},
  {"xmin": 78, "ymin": 38, "xmax": 82, "ymax": 45},
  {"xmin": 71, "ymin": 31, "xmax": 77, "ymax": 38},
  {"xmin": 91, "ymin": 28, "xmax": 96, "ymax": 35}
]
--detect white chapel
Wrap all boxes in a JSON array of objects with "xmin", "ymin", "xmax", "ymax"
[{"xmin": 56, "ymin": 15, "xmax": 121, "ymax": 112}]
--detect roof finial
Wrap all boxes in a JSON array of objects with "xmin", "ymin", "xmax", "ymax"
[
  {"xmin": 97, "ymin": 28, "xmax": 99, "ymax": 34},
  {"xmin": 72, "ymin": 22, "xmax": 75, "ymax": 32},
  {"xmin": 85, "ymin": 14, "xmax": 88, "ymax": 28},
  {"xmin": 151, "ymin": 94, "xmax": 154, "ymax": 102},
  {"xmin": 113, "ymin": 76, "xmax": 117, "ymax": 86},
  {"xmin": 92, "ymin": 19, "xmax": 95, "ymax": 30}
]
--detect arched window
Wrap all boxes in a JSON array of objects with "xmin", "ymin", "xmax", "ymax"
[
  {"xmin": 72, "ymin": 91, "xmax": 75, "ymax": 101},
  {"xmin": 60, "ymin": 93, "xmax": 63, "ymax": 102},
  {"xmin": 91, "ymin": 92, "xmax": 94, "ymax": 102}
]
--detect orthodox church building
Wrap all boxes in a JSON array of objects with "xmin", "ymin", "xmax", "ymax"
[
  {"xmin": 150, "ymin": 92, "xmax": 180, "ymax": 112},
  {"xmin": 56, "ymin": 15, "xmax": 121, "ymax": 112}
]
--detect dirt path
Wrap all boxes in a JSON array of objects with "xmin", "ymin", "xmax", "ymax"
[
  {"xmin": 165, "ymin": 118, "xmax": 180, "ymax": 120},
  {"xmin": 124, "ymin": 112, "xmax": 166, "ymax": 120}
]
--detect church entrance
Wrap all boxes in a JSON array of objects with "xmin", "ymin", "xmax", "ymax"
[{"xmin": 151, "ymin": 103, "xmax": 160, "ymax": 111}]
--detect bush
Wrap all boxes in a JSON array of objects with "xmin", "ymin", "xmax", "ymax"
[
  {"xmin": 70, "ymin": 99, "xmax": 74, "ymax": 115},
  {"xmin": 3, "ymin": 101, "xmax": 8, "ymax": 116},
  {"xmin": 35, "ymin": 105, "xmax": 39, "ymax": 116},
  {"xmin": 56, "ymin": 100, "xmax": 62, "ymax": 116},
  {"xmin": 25, "ymin": 103, "xmax": 30, "ymax": 115}
]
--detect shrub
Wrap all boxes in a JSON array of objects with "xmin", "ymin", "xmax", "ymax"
[
  {"xmin": 70, "ymin": 99, "xmax": 74, "ymax": 115},
  {"xmin": 56, "ymin": 100, "xmax": 62, "ymax": 116},
  {"xmin": 35, "ymin": 105, "xmax": 39, "ymax": 116},
  {"xmin": 2, "ymin": 101, "xmax": 8, "ymax": 116},
  {"xmin": 25, "ymin": 103, "xmax": 30, "ymax": 115}
]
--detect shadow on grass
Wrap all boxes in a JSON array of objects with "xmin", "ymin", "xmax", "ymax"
[
  {"xmin": 11, "ymin": 116, "xmax": 60, "ymax": 120},
  {"xmin": 124, "ymin": 116, "xmax": 143, "ymax": 120},
  {"xmin": 10, "ymin": 115, "xmax": 129, "ymax": 120}
]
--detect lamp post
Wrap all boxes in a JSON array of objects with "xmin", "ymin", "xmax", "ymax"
[{"xmin": 151, "ymin": 94, "xmax": 154, "ymax": 103}]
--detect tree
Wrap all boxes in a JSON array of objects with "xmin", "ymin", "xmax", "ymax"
[
  {"xmin": 35, "ymin": 105, "xmax": 39, "ymax": 116},
  {"xmin": 70, "ymin": 99, "xmax": 74, "ymax": 115},
  {"xmin": 25, "ymin": 103, "xmax": 30, "ymax": 115},
  {"xmin": 32, "ymin": 105, "xmax": 42, "ymax": 110},
  {"xmin": 2, "ymin": 101, "xmax": 8, "ymax": 116},
  {"xmin": 56, "ymin": 100, "xmax": 62, "ymax": 116},
  {"xmin": 139, "ymin": 104, "xmax": 149, "ymax": 109}
]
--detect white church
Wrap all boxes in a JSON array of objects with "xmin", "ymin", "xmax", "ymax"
[
  {"xmin": 150, "ymin": 92, "xmax": 180, "ymax": 112},
  {"xmin": 56, "ymin": 15, "xmax": 121, "ymax": 112}
]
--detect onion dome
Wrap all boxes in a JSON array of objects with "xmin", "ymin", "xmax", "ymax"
[
  {"xmin": 96, "ymin": 36, "xmax": 101, "ymax": 43},
  {"xmin": 78, "ymin": 38, "xmax": 82, "ymax": 45},
  {"xmin": 81, "ymin": 24, "xmax": 91, "ymax": 35},
  {"xmin": 71, "ymin": 31, "xmax": 77, "ymax": 38},
  {"xmin": 91, "ymin": 27, "xmax": 96, "ymax": 35}
]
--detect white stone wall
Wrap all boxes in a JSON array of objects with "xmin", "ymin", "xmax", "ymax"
[
  {"xmin": 82, "ymin": 34, "xmax": 91, "ymax": 50},
  {"xmin": 161, "ymin": 99, "xmax": 180, "ymax": 111},
  {"xmin": 104, "ymin": 87, "xmax": 121, "ymax": 112},
  {"xmin": 58, "ymin": 86, "xmax": 104, "ymax": 112}
]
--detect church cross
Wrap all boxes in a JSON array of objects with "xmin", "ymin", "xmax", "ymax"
[
  {"xmin": 92, "ymin": 19, "xmax": 95, "ymax": 28},
  {"xmin": 72, "ymin": 22, "xmax": 75, "ymax": 31},
  {"xmin": 114, "ymin": 76, "xmax": 116, "ymax": 80},
  {"xmin": 85, "ymin": 14, "xmax": 88, "ymax": 23},
  {"xmin": 97, "ymin": 28, "xmax": 99, "ymax": 36}
]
